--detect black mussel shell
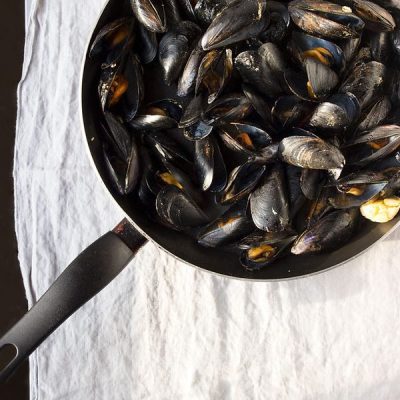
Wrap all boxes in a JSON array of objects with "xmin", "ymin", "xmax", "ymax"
[
  {"xmin": 203, "ymin": 93, "xmax": 253, "ymax": 126},
  {"xmin": 164, "ymin": 0, "xmax": 182, "ymax": 29},
  {"xmin": 136, "ymin": 24, "xmax": 158, "ymax": 64},
  {"xmin": 300, "ymin": 169, "xmax": 324, "ymax": 200},
  {"xmin": 220, "ymin": 161, "xmax": 266, "ymax": 204},
  {"xmin": 272, "ymin": 95, "xmax": 315, "ymax": 129},
  {"xmin": 291, "ymin": 208, "xmax": 359, "ymax": 254},
  {"xmin": 353, "ymin": 0, "xmax": 396, "ymax": 32},
  {"xmin": 195, "ymin": 135, "xmax": 227, "ymax": 192},
  {"xmin": 356, "ymin": 96, "xmax": 391, "ymax": 133},
  {"xmin": 289, "ymin": 31, "xmax": 345, "ymax": 71},
  {"xmin": 279, "ymin": 134, "xmax": 346, "ymax": 171},
  {"xmin": 159, "ymin": 21, "xmax": 202, "ymax": 85},
  {"xmin": 179, "ymin": 93, "xmax": 205, "ymax": 128},
  {"xmin": 218, "ymin": 123, "xmax": 273, "ymax": 158},
  {"xmin": 103, "ymin": 112, "xmax": 132, "ymax": 162},
  {"xmin": 308, "ymin": 92, "xmax": 360, "ymax": 132},
  {"xmin": 177, "ymin": 43, "xmax": 205, "ymax": 97},
  {"xmin": 249, "ymin": 163, "xmax": 290, "ymax": 232},
  {"xmin": 156, "ymin": 186, "xmax": 209, "ymax": 230},
  {"xmin": 184, "ymin": 121, "xmax": 214, "ymax": 140},
  {"xmin": 340, "ymin": 61, "xmax": 386, "ymax": 110},
  {"xmin": 306, "ymin": 187, "xmax": 333, "ymax": 228},
  {"xmin": 259, "ymin": 1, "xmax": 291, "ymax": 43},
  {"xmin": 90, "ymin": 18, "xmax": 135, "ymax": 62},
  {"xmin": 129, "ymin": 99, "xmax": 182, "ymax": 130},
  {"xmin": 131, "ymin": 0, "xmax": 167, "ymax": 33},
  {"xmin": 369, "ymin": 31, "xmax": 392, "ymax": 62},
  {"xmin": 194, "ymin": 0, "xmax": 229, "ymax": 26},
  {"xmin": 288, "ymin": 0, "xmax": 365, "ymax": 39},
  {"xmin": 239, "ymin": 230, "xmax": 297, "ymax": 270},
  {"xmin": 341, "ymin": 37, "xmax": 361, "ymax": 64},
  {"xmin": 198, "ymin": 201, "xmax": 254, "ymax": 247},
  {"xmin": 285, "ymin": 165, "xmax": 306, "ymax": 218},
  {"xmin": 201, "ymin": 0, "xmax": 269, "ymax": 50}
]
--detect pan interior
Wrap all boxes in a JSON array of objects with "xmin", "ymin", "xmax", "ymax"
[{"xmin": 81, "ymin": 0, "xmax": 400, "ymax": 280}]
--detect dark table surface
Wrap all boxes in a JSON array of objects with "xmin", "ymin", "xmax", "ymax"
[{"xmin": 0, "ymin": 2, "xmax": 30, "ymax": 399}]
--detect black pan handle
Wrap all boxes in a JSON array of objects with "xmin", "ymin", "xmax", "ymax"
[{"xmin": 0, "ymin": 218, "xmax": 147, "ymax": 382}]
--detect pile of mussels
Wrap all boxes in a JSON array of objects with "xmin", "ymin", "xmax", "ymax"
[{"xmin": 91, "ymin": 0, "xmax": 400, "ymax": 270}]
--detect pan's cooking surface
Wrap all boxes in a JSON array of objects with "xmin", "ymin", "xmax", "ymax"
[{"xmin": 81, "ymin": 0, "xmax": 400, "ymax": 280}]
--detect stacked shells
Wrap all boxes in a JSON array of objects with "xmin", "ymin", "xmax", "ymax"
[{"xmin": 90, "ymin": 0, "xmax": 400, "ymax": 271}]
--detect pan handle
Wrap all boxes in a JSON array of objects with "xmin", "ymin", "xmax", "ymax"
[{"xmin": 0, "ymin": 218, "xmax": 147, "ymax": 382}]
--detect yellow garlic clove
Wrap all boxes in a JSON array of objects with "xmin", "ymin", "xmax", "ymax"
[{"xmin": 360, "ymin": 197, "xmax": 400, "ymax": 223}]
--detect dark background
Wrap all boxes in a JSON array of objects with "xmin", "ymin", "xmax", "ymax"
[{"xmin": 0, "ymin": 1, "xmax": 30, "ymax": 399}]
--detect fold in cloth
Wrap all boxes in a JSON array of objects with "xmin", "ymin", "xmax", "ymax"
[{"xmin": 14, "ymin": 0, "xmax": 400, "ymax": 398}]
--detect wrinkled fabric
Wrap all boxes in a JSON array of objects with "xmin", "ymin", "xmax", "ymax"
[{"xmin": 14, "ymin": 0, "xmax": 400, "ymax": 399}]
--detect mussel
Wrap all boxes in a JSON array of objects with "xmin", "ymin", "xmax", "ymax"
[
  {"xmin": 131, "ymin": 0, "xmax": 167, "ymax": 33},
  {"xmin": 291, "ymin": 208, "xmax": 359, "ymax": 254},
  {"xmin": 353, "ymin": 0, "xmax": 396, "ymax": 31}
]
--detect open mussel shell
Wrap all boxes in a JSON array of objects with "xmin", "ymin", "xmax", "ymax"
[
  {"xmin": 249, "ymin": 163, "xmax": 290, "ymax": 232},
  {"xmin": 136, "ymin": 24, "xmax": 158, "ymax": 64},
  {"xmin": 195, "ymin": 48, "xmax": 233, "ymax": 104},
  {"xmin": 289, "ymin": 31, "xmax": 345, "ymax": 71},
  {"xmin": 203, "ymin": 93, "xmax": 253, "ymax": 126},
  {"xmin": 272, "ymin": 95, "xmax": 315, "ymax": 129},
  {"xmin": 235, "ymin": 49, "xmax": 285, "ymax": 98},
  {"xmin": 159, "ymin": 21, "xmax": 202, "ymax": 85},
  {"xmin": 103, "ymin": 139, "xmax": 140, "ymax": 196},
  {"xmin": 284, "ymin": 59, "xmax": 339, "ymax": 101},
  {"xmin": 340, "ymin": 61, "xmax": 386, "ymax": 109},
  {"xmin": 90, "ymin": 17, "xmax": 135, "ymax": 62},
  {"xmin": 344, "ymin": 124, "xmax": 400, "ymax": 165},
  {"xmin": 239, "ymin": 230, "xmax": 297, "ymax": 271},
  {"xmin": 259, "ymin": 1, "xmax": 291, "ymax": 43},
  {"xmin": 279, "ymin": 134, "xmax": 345, "ymax": 172},
  {"xmin": 353, "ymin": 0, "xmax": 396, "ymax": 31},
  {"xmin": 307, "ymin": 92, "xmax": 360, "ymax": 133},
  {"xmin": 177, "ymin": 44, "xmax": 205, "ymax": 97},
  {"xmin": 130, "ymin": 0, "xmax": 167, "ymax": 33},
  {"xmin": 218, "ymin": 123, "xmax": 273, "ymax": 158},
  {"xmin": 356, "ymin": 95, "xmax": 391, "ymax": 133},
  {"xmin": 156, "ymin": 186, "xmax": 209, "ymax": 230},
  {"xmin": 291, "ymin": 208, "xmax": 359, "ymax": 255},
  {"xmin": 220, "ymin": 161, "xmax": 266, "ymax": 205},
  {"xmin": 288, "ymin": 0, "xmax": 365, "ymax": 39},
  {"xmin": 197, "ymin": 201, "xmax": 254, "ymax": 247},
  {"xmin": 195, "ymin": 135, "xmax": 227, "ymax": 192},
  {"xmin": 200, "ymin": 0, "xmax": 269, "ymax": 50},
  {"xmin": 129, "ymin": 99, "xmax": 182, "ymax": 130},
  {"xmin": 103, "ymin": 112, "xmax": 132, "ymax": 162}
]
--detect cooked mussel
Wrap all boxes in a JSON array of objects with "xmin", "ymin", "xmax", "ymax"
[
  {"xmin": 220, "ymin": 161, "xmax": 266, "ymax": 204},
  {"xmin": 201, "ymin": 0, "xmax": 269, "ymax": 50},
  {"xmin": 129, "ymin": 99, "xmax": 182, "ymax": 130},
  {"xmin": 131, "ymin": 0, "xmax": 167, "ymax": 33},
  {"xmin": 159, "ymin": 21, "xmax": 202, "ymax": 85},
  {"xmin": 344, "ymin": 124, "xmax": 400, "ymax": 165},
  {"xmin": 288, "ymin": 0, "xmax": 365, "ymax": 39},
  {"xmin": 198, "ymin": 201, "xmax": 254, "ymax": 247},
  {"xmin": 249, "ymin": 163, "xmax": 290, "ymax": 232},
  {"xmin": 196, "ymin": 49, "xmax": 233, "ymax": 104},
  {"xmin": 195, "ymin": 135, "xmax": 227, "ymax": 192},
  {"xmin": 203, "ymin": 93, "xmax": 253, "ymax": 125},
  {"xmin": 279, "ymin": 134, "xmax": 346, "ymax": 172},
  {"xmin": 239, "ymin": 230, "xmax": 297, "ymax": 270},
  {"xmin": 307, "ymin": 92, "xmax": 360, "ymax": 133},
  {"xmin": 291, "ymin": 208, "xmax": 359, "ymax": 254}
]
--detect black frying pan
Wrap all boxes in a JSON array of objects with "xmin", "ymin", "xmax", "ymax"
[{"xmin": 1, "ymin": 0, "xmax": 399, "ymax": 383}]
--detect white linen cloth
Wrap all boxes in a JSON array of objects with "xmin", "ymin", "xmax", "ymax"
[{"xmin": 14, "ymin": 0, "xmax": 400, "ymax": 399}]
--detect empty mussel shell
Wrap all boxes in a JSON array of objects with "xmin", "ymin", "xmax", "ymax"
[
  {"xmin": 198, "ymin": 201, "xmax": 254, "ymax": 247},
  {"xmin": 220, "ymin": 161, "xmax": 266, "ymax": 204},
  {"xmin": 239, "ymin": 230, "xmax": 297, "ymax": 270},
  {"xmin": 130, "ymin": 0, "xmax": 167, "ymax": 33},
  {"xmin": 288, "ymin": 0, "xmax": 365, "ymax": 39},
  {"xmin": 156, "ymin": 186, "xmax": 209, "ymax": 230},
  {"xmin": 249, "ymin": 163, "xmax": 290, "ymax": 232},
  {"xmin": 129, "ymin": 99, "xmax": 182, "ymax": 130},
  {"xmin": 201, "ymin": 0, "xmax": 269, "ymax": 50},
  {"xmin": 291, "ymin": 208, "xmax": 359, "ymax": 254}
]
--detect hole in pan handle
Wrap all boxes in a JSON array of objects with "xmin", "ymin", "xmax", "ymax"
[{"xmin": 0, "ymin": 218, "xmax": 147, "ymax": 383}]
